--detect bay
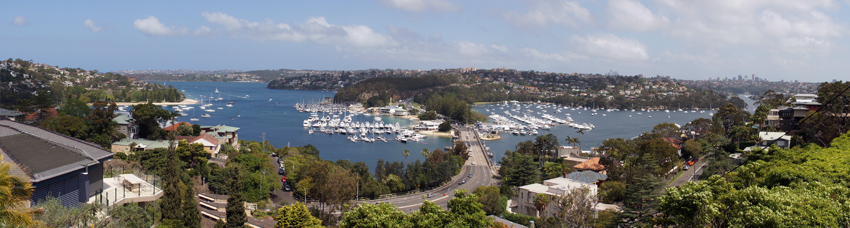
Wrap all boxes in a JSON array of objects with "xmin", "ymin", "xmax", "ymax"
[
  {"xmin": 158, "ymin": 81, "xmax": 756, "ymax": 169},
  {"xmin": 157, "ymin": 81, "xmax": 451, "ymax": 170}
]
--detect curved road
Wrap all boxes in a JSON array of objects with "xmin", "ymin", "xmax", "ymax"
[
  {"xmin": 359, "ymin": 127, "xmax": 498, "ymax": 213},
  {"xmin": 269, "ymin": 126, "xmax": 499, "ymax": 213}
]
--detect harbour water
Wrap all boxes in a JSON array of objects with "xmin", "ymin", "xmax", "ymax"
[
  {"xmin": 158, "ymin": 82, "xmax": 450, "ymax": 169},
  {"xmin": 159, "ymin": 81, "xmax": 753, "ymax": 168}
]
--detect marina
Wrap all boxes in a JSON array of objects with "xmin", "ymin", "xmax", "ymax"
[{"xmin": 155, "ymin": 81, "xmax": 744, "ymax": 169}]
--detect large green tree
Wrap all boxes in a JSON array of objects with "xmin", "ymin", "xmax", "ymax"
[
  {"xmin": 275, "ymin": 203, "xmax": 323, "ymax": 228},
  {"xmin": 131, "ymin": 102, "xmax": 174, "ymax": 139}
]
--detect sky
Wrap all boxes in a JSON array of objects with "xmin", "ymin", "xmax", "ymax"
[{"xmin": 2, "ymin": 0, "xmax": 850, "ymax": 82}]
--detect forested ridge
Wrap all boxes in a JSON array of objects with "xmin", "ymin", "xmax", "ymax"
[{"xmin": 333, "ymin": 74, "xmax": 457, "ymax": 104}]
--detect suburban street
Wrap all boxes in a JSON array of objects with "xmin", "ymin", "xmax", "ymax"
[{"xmin": 667, "ymin": 155, "xmax": 709, "ymax": 187}]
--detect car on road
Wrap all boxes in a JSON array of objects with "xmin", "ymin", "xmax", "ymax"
[
  {"xmin": 427, "ymin": 193, "xmax": 435, "ymax": 198},
  {"xmin": 468, "ymin": 173, "xmax": 473, "ymax": 178},
  {"xmin": 283, "ymin": 182, "xmax": 292, "ymax": 191},
  {"xmin": 459, "ymin": 179, "xmax": 467, "ymax": 185},
  {"xmin": 471, "ymin": 161, "xmax": 476, "ymax": 165}
]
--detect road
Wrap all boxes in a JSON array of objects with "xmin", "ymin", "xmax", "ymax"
[
  {"xmin": 268, "ymin": 126, "xmax": 499, "ymax": 213},
  {"xmin": 358, "ymin": 127, "xmax": 498, "ymax": 213},
  {"xmin": 667, "ymin": 155, "xmax": 709, "ymax": 187}
]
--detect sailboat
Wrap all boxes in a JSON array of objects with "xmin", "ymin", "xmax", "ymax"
[{"xmin": 190, "ymin": 109, "xmax": 199, "ymax": 122}]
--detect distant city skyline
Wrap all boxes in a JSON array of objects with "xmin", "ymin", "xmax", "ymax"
[{"xmin": 2, "ymin": 0, "xmax": 849, "ymax": 82}]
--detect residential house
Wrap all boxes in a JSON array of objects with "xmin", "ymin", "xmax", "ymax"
[
  {"xmin": 112, "ymin": 114, "xmax": 137, "ymax": 139},
  {"xmin": 162, "ymin": 121, "xmax": 193, "ymax": 132},
  {"xmin": 573, "ymin": 157, "xmax": 605, "ymax": 173},
  {"xmin": 744, "ymin": 132, "xmax": 792, "ymax": 152},
  {"xmin": 175, "ymin": 134, "xmax": 221, "ymax": 155},
  {"xmin": 110, "ymin": 138, "xmax": 173, "ymax": 154},
  {"xmin": 0, "ymin": 119, "xmax": 114, "ymax": 208},
  {"xmin": 513, "ymin": 177, "xmax": 615, "ymax": 218},
  {"xmin": 24, "ymin": 107, "xmax": 58, "ymax": 123},
  {"xmin": 0, "ymin": 108, "xmax": 24, "ymax": 121},
  {"xmin": 200, "ymin": 125, "xmax": 240, "ymax": 149},
  {"xmin": 566, "ymin": 171, "xmax": 608, "ymax": 185}
]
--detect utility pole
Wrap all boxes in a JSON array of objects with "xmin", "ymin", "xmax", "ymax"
[{"xmin": 356, "ymin": 173, "xmax": 359, "ymax": 201}]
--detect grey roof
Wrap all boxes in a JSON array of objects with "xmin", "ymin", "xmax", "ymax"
[
  {"xmin": 0, "ymin": 120, "xmax": 114, "ymax": 182},
  {"xmin": 112, "ymin": 114, "xmax": 133, "ymax": 125},
  {"xmin": 566, "ymin": 170, "xmax": 608, "ymax": 184},
  {"xmin": 0, "ymin": 108, "xmax": 23, "ymax": 116}
]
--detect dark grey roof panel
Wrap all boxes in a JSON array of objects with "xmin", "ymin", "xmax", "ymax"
[
  {"xmin": 0, "ymin": 120, "xmax": 113, "ymax": 160},
  {"xmin": 0, "ymin": 133, "xmax": 88, "ymax": 179}
]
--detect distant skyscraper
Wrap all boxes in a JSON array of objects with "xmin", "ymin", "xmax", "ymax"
[{"xmin": 752, "ymin": 74, "xmax": 755, "ymax": 81}]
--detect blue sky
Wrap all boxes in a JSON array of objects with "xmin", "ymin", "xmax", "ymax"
[{"xmin": 3, "ymin": 0, "xmax": 849, "ymax": 82}]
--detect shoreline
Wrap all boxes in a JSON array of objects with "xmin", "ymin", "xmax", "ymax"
[
  {"xmin": 88, "ymin": 98, "xmax": 200, "ymax": 106},
  {"xmin": 481, "ymin": 134, "xmax": 502, "ymax": 141},
  {"xmin": 417, "ymin": 130, "xmax": 452, "ymax": 138}
]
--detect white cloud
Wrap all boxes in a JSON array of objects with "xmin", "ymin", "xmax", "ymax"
[
  {"xmin": 607, "ymin": 0, "xmax": 669, "ymax": 32},
  {"xmin": 572, "ymin": 34, "xmax": 649, "ymax": 61},
  {"xmin": 11, "ymin": 16, "xmax": 28, "ymax": 26},
  {"xmin": 378, "ymin": 0, "xmax": 460, "ymax": 13},
  {"xmin": 83, "ymin": 19, "xmax": 103, "ymax": 33},
  {"xmin": 133, "ymin": 16, "xmax": 187, "ymax": 36},
  {"xmin": 502, "ymin": 0, "xmax": 591, "ymax": 28},
  {"xmin": 456, "ymin": 41, "xmax": 490, "ymax": 56},
  {"xmin": 193, "ymin": 26, "xmax": 212, "ymax": 37},
  {"xmin": 201, "ymin": 12, "xmax": 395, "ymax": 48},
  {"xmin": 490, "ymin": 44, "xmax": 508, "ymax": 53},
  {"xmin": 521, "ymin": 48, "xmax": 570, "ymax": 62},
  {"xmin": 656, "ymin": 0, "xmax": 845, "ymax": 54}
]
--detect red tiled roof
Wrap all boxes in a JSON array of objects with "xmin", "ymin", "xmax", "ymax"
[
  {"xmin": 163, "ymin": 122, "xmax": 192, "ymax": 131},
  {"xmin": 662, "ymin": 137, "xmax": 683, "ymax": 149},
  {"xmin": 174, "ymin": 134, "xmax": 219, "ymax": 146},
  {"xmin": 25, "ymin": 108, "xmax": 58, "ymax": 121},
  {"xmin": 574, "ymin": 157, "xmax": 605, "ymax": 171}
]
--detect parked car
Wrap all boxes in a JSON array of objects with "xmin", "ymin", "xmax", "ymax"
[
  {"xmin": 283, "ymin": 182, "xmax": 292, "ymax": 191},
  {"xmin": 278, "ymin": 167, "xmax": 286, "ymax": 175}
]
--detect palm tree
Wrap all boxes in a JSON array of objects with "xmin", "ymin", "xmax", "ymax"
[
  {"xmin": 421, "ymin": 148, "xmax": 430, "ymax": 158},
  {"xmin": 402, "ymin": 149, "xmax": 410, "ymax": 162},
  {"xmin": 0, "ymin": 154, "xmax": 36, "ymax": 227},
  {"xmin": 533, "ymin": 193, "xmax": 552, "ymax": 218}
]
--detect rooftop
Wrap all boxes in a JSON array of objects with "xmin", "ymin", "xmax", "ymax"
[
  {"xmin": 566, "ymin": 170, "xmax": 608, "ymax": 184},
  {"xmin": 0, "ymin": 119, "xmax": 113, "ymax": 182},
  {"xmin": 112, "ymin": 114, "xmax": 133, "ymax": 125},
  {"xmin": 573, "ymin": 157, "xmax": 605, "ymax": 171}
]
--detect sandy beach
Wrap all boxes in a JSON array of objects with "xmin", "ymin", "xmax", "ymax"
[
  {"xmin": 89, "ymin": 98, "xmax": 200, "ymax": 106},
  {"xmin": 417, "ymin": 130, "xmax": 453, "ymax": 138},
  {"xmin": 481, "ymin": 134, "xmax": 502, "ymax": 141}
]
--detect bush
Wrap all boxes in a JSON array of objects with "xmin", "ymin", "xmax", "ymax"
[
  {"xmin": 114, "ymin": 152, "xmax": 128, "ymax": 160},
  {"xmin": 438, "ymin": 121, "xmax": 452, "ymax": 132},
  {"xmin": 502, "ymin": 212, "xmax": 537, "ymax": 226},
  {"xmin": 599, "ymin": 181, "xmax": 626, "ymax": 203}
]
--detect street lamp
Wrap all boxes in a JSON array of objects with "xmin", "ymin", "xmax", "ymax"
[{"xmin": 301, "ymin": 185, "xmax": 307, "ymax": 203}]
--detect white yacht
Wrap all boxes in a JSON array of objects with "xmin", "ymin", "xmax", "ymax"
[{"xmin": 201, "ymin": 113, "xmax": 211, "ymax": 118}]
